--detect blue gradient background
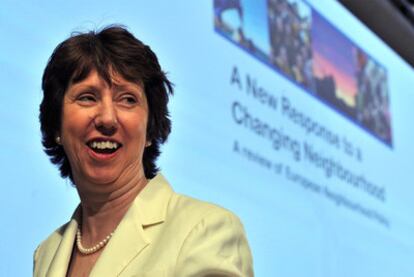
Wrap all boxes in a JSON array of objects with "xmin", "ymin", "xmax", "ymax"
[{"xmin": 1, "ymin": 1, "xmax": 414, "ymax": 276}]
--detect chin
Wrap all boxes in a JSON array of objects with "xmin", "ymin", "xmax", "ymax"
[{"xmin": 83, "ymin": 168, "xmax": 120, "ymax": 186}]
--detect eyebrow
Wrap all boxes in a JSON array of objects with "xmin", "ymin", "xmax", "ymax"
[
  {"xmin": 112, "ymin": 84, "xmax": 141, "ymax": 91},
  {"xmin": 111, "ymin": 84, "xmax": 145, "ymax": 99},
  {"xmin": 69, "ymin": 84, "xmax": 100, "ymax": 93},
  {"xmin": 69, "ymin": 82, "xmax": 143, "ymax": 97}
]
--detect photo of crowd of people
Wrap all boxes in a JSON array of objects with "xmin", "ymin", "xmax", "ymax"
[
  {"xmin": 213, "ymin": 0, "xmax": 392, "ymax": 145},
  {"xmin": 267, "ymin": 0, "xmax": 314, "ymax": 91},
  {"xmin": 354, "ymin": 49, "xmax": 392, "ymax": 144}
]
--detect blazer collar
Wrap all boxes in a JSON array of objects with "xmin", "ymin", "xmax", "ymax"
[
  {"xmin": 134, "ymin": 173, "xmax": 173, "ymax": 227},
  {"xmin": 45, "ymin": 208, "xmax": 80, "ymax": 277},
  {"xmin": 91, "ymin": 173, "xmax": 173, "ymax": 276},
  {"xmin": 44, "ymin": 173, "xmax": 174, "ymax": 277}
]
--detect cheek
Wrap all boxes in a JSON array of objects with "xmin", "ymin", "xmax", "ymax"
[
  {"xmin": 61, "ymin": 113, "xmax": 90, "ymax": 153},
  {"xmin": 133, "ymin": 123, "xmax": 148, "ymax": 144},
  {"xmin": 61, "ymin": 119, "xmax": 78, "ymax": 140},
  {"xmin": 123, "ymin": 112, "xmax": 148, "ymax": 140}
]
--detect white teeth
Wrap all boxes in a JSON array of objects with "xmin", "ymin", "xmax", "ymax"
[{"xmin": 90, "ymin": 141, "xmax": 119, "ymax": 150}]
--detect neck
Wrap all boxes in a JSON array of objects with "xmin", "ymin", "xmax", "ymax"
[{"xmin": 75, "ymin": 172, "xmax": 148, "ymax": 244}]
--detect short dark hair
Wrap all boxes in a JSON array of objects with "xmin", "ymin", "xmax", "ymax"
[{"xmin": 40, "ymin": 25, "xmax": 173, "ymax": 181}]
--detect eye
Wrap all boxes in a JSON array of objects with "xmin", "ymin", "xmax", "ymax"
[
  {"xmin": 119, "ymin": 94, "xmax": 138, "ymax": 106},
  {"xmin": 77, "ymin": 93, "xmax": 96, "ymax": 103}
]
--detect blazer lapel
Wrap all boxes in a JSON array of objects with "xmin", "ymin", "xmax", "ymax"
[
  {"xmin": 90, "ymin": 174, "xmax": 173, "ymax": 276},
  {"xmin": 46, "ymin": 212, "xmax": 79, "ymax": 277},
  {"xmin": 136, "ymin": 174, "xmax": 173, "ymax": 228}
]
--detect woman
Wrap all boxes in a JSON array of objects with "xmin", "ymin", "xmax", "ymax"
[{"xmin": 34, "ymin": 26, "xmax": 253, "ymax": 276}]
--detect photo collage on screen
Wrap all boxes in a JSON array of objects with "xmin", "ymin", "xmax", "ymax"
[{"xmin": 214, "ymin": 0, "xmax": 392, "ymax": 146}]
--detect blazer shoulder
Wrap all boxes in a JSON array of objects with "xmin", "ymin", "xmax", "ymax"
[
  {"xmin": 168, "ymin": 194, "xmax": 254, "ymax": 276},
  {"xmin": 34, "ymin": 221, "xmax": 70, "ymax": 262},
  {"xmin": 167, "ymin": 192, "xmax": 247, "ymax": 239},
  {"xmin": 169, "ymin": 192, "xmax": 238, "ymax": 221}
]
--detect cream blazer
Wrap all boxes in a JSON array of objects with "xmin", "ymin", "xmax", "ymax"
[{"xmin": 33, "ymin": 174, "xmax": 254, "ymax": 276}]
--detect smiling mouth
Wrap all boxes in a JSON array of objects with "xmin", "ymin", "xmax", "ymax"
[{"xmin": 87, "ymin": 140, "xmax": 122, "ymax": 154}]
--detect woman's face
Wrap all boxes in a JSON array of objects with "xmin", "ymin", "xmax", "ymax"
[{"xmin": 60, "ymin": 69, "xmax": 149, "ymax": 188}]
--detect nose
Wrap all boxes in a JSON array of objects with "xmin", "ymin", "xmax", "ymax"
[{"xmin": 94, "ymin": 99, "xmax": 118, "ymax": 136}]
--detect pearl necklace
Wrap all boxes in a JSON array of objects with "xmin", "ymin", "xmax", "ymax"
[{"xmin": 76, "ymin": 228, "xmax": 114, "ymax": 255}]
